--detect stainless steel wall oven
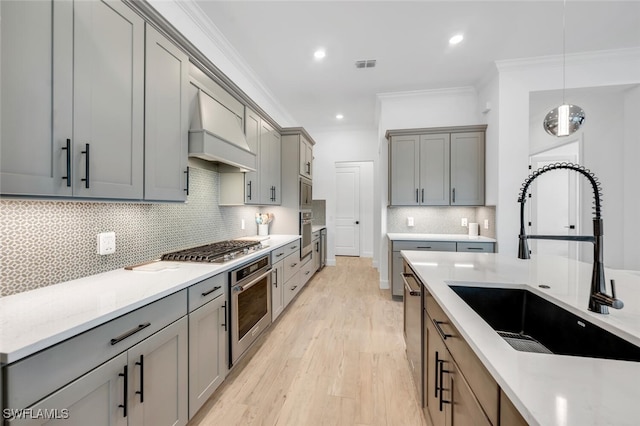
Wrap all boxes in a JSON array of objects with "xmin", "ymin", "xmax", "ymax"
[
  {"xmin": 230, "ymin": 254, "xmax": 272, "ymax": 365},
  {"xmin": 300, "ymin": 211, "xmax": 313, "ymax": 260}
]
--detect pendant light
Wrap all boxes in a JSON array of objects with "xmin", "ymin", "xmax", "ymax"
[{"xmin": 543, "ymin": 0, "xmax": 586, "ymax": 137}]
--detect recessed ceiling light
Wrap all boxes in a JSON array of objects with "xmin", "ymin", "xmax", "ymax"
[
  {"xmin": 314, "ymin": 49, "xmax": 326, "ymax": 60},
  {"xmin": 449, "ymin": 34, "xmax": 464, "ymax": 45},
  {"xmin": 336, "ymin": 114, "xmax": 344, "ymax": 120}
]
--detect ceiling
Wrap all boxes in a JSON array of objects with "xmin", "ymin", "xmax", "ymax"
[{"xmin": 194, "ymin": 1, "xmax": 640, "ymax": 130}]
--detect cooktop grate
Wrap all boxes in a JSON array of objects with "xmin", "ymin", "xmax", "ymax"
[{"xmin": 161, "ymin": 240, "xmax": 262, "ymax": 263}]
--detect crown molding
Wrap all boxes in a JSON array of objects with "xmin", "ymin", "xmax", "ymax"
[
  {"xmin": 495, "ymin": 47, "xmax": 640, "ymax": 72},
  {"xmin": 376, "ymin": 86, "xmax": 477, "ymax": 100}
]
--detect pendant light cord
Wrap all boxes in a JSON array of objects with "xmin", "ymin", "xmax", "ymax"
[{"xmin": 562, "ymin": 0, "xmax": 566, "ymax": 104}]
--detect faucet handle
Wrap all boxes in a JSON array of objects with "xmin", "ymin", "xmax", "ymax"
[{"xmin": 611, "ymin": 279, "xmax": 617, "ymax": 299}]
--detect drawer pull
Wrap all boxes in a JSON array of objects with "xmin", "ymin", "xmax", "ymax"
[
  {"xmin": 119, "ymin": 365, "xmax": 128, "ymax": 417},
  {"xmin": 433, "ymin": 319, "xmax": 453, "ymax": 340},
  {"xmin": 416, "ymin": 246, "xmax": 432, "ymax": 249},
  {"xmin": 221, "ymin": 302, "xmax": 227, "ymax": 331},
  {"xmin": 434, "ymin": 351, "xmax": 440, "ymax": 398},
  {"xmin": 291, "ymin": 262, "xmax": 298, "ymax": 267},
  {"xmin": 135, "ymin": 354, "xmax": 144, "ymax": 403},
  {"xmin": 305, "ymin": 270, "xmax": 310, "ymax": 275},
  {"xmin": 465, "ymin": 247, "xmax": 483, "ymax": 251},
  {"xmin": 275, "ymin": 252, "xmax": 284, "ymax": 258},
  {"xmin": 291, "ymin": 285, "xmax": 297, "ymax": 291},
  {"xmin": 110, "ymin": 322, "xmax": 151, "ymax": 345},
  {"xmin": 201, "ymin": 285, "xmax": 221, "ymax": 297},
  {"xmin": 290, "ymin": 245, "xmax": 298, "ymax": 249}
]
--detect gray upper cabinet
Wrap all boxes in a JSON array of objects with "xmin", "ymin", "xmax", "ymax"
[
  {"xmin": 1, "ymin": 0, "xmax": 73, "ymax": 197},
  {"xmin": 450, "ymin": 132, "xmax": 485, "ymax": 206},
  {"xmin": 299, "ymin": 136, "xmax": 313, "ymax": 179},
  {"xmin": 244, "ymin": 108, "xmax": 281, "ymax": 205},
  {"xmin": 1, "ymin": 0, "xmax": 145, "ymax": 199},
  {"xmin": 387, "ymin": 125, "xmax": 486, "ymax": 206},
  {"xmin": 144, "ymin": 24, "xmax": 189, "ymax": 202},
  {"xmin": 73, "ymin": 0, "xmax": 144, "ymax": 199}
]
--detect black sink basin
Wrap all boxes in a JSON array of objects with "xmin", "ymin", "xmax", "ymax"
[{"xmin": 449, "ymin": 285, "xmax": 640, "ymax": 362}]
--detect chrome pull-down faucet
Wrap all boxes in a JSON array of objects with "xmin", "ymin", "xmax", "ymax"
[{"xmin": 517, "ymin": 162, "xmax": 623, "ymax": 314}]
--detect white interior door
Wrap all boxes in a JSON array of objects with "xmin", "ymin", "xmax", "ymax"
[
  {"xmin": 335, "ymin": 166, "xmax": 360, "ymax": 256},
  {"xmin": 529, "ymin": 142, "xmax": 580, "ymax": 260}
]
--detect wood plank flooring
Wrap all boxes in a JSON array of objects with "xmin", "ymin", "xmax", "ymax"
[{"xmin": 188, "ymin": 256, "xmax": 427, "ymax": 426}]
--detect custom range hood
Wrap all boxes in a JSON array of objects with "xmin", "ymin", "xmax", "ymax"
[{"xmin": 189, "ymin": 89, "xmax": 256, "ymax": 171}]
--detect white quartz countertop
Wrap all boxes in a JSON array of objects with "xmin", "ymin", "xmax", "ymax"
[
  {"xmin": 0, "ymin": 235, "xmax": 300, "ymax": 365},
  {"xmin": 401, "ymin": 250, "xmax": 640, "ymax": 426},
  {"xmin": 312, "ymin": 225, "xmax": 326, "ymax": 232},
  {"xmin": 387, "ymin": 232, "xmax": 496, "ymax": 243}
]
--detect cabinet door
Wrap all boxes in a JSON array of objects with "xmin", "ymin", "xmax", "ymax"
[
  {"xmin": 425, "ymin": 315, "xmax": 450, "ymax": 426},
  {"xmin": 1, "ymin": 0, "xmax": 73, "ymax": 196},
  {"xmin": 244, "ymin": 108, "xmax": 261, "ymax": 204},
  {"xmin": 448, "ymin": 360, "xmax": 491, "ymax": 426},
  {"xmin": 450, "ymin": 132, "xmax": 485, "ymax": 206},
  {"xmin": 7, "ymin": 353, "xmax": 128, "ymax": 426},
  {"xmin": 299, "ymin": 137, "xmax": 313, "ymax": 179},
  {"xmin": 420, "ymin": 134, "xmax": 450, "ymax": 206},
  {"xmin": 389, "ymin": 135, "xmax": 420, "ymax": 206},
  {"xmin": 260, "ymin": 122, "xmax": 281, "ymax": 205},
  {"xmin": 271, "ymin": 260, "xmax": 285, "ymax": 321},
  {"xmin": 392, "ymin": 251, "xmax": 405, "ymax": 297},
  {"xmin": 73, "ymin": 0, "xmax": 144, "ymax": 199},
  {"xmin": 128, "ymin": 317, "xmax": 188, "ymax": 426},
  {"xmin": 313, "ymin": 239, "xmax": 320, "ymax": 272},
  {"xmin": 144, "ymin": 24, "xmax": 189, "ymax": 201},
  {"xmin": 188, "ymin": 295, "xmax": 228, "ymax": 419}
]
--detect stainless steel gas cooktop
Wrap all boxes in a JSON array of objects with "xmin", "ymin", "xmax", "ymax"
[{"xmin": 161, "ymin": 240, "xmax": 263, "ymax": 263}]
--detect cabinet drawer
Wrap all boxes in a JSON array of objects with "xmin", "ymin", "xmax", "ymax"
[
  {"xmin": 283, "ymin": 240, "xmax": 301, "ymax": 258},
  {"xmin": 392, "ymin": 240, "xmax": 456, "ymax": 252},
  {"xmin": 5, "ymin": 290, "xmax": 187, "ymax": 410},
  {"xmin": 300, "ymin": 256, "xmax": 315, "ymax": 286},
  {"xmin": 284, "ymin": 271, "xmax": 302, "ymax": 307},
  {"xmin": 312, "ymin": 230, "xmax": 320, "ymax": 240},
  {"xmin": 271, "ymin": 246, "xmax": 286, "ymax": 263},
  {"xmin": 457, "ymin": 242, "xmax": 495, "ymax": 253},
  {"xmin": 283, "ymin": 251, "xmax": 301, "ymax": 283},
  {"xmin": 188, "ymin": 273, "xmax": 226, "ymax": 312},
  {"xmin": 425, "ymin": 291, "xmax": 499, "ymax": 425}
]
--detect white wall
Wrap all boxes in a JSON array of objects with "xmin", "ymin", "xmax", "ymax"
[
  {"xmin": 623, "ymin": 86, "xmax": 640, "ymax": 270},
  {"xmin": 309, "ymin": 127, "xmax": 378, "ymax": 266},
  {"xmin": 495, "ymin": 48, "xmax": 640, "ymax": 263},
  {"xmin": 376, "ymin": 87, "xmax": 485, "ymax": 288}
]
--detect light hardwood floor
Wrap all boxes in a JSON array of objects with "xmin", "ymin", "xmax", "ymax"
[{"xmin": 188, "ymin": 256, "xmax": 427, "ymax": 426}]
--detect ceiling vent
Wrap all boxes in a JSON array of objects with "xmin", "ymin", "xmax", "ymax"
[{"xmin": 355, "ymin": 59, "xmax": 376, "ymax": 69}]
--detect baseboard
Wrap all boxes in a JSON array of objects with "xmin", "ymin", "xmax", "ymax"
[
  {"xmin": 362, "ymin": 251, "xmax": 373, "ymax": 258},
  {"xmin": 379, "ymin": 279, "xmax": 389, "ymax": 289},
  {"xmin": 327, "ymin": 258, "xmax": 337, "ymax": 266}
]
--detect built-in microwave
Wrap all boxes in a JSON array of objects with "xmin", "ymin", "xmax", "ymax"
[{"xmin": 299, "ymin": 177, "xmax": 312, "ymax": 210}]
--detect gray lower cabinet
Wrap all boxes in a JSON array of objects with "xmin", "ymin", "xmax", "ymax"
[
  {"xmin": 7, "ymin": 353, "xmax": 128, "ymax": 426},
  {"xmin": 0, "ymin": 0, "xmax": 145, "ymax": 199},
  {"xmin": 271, "ymin": 253, "xmax": 285, "ymax": 322},
  {"xmin": 144, "ymin": 24, "xmax": 189, "ymax": 202},
  {"xmin": 390, "ymin": 240, "xmax": 495, "ymax": 297},
  {"xmin": 127, "ymin": 317, "xmax": 189, "ymax": 426},
  {"xmin": 188, "ymin": 294, "xmax": 228, "ymax": 418}
]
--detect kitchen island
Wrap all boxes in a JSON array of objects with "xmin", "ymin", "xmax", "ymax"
[{"xmin": 402, "ymin": 250, "xmax": 640, "ymax": 426}]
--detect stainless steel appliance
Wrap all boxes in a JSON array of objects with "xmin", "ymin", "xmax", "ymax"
[
  {"xmin": 299, "ymin": 177, "xmax": 312, "ymax": 210},
  {"xmin": 300, "ymin": 211, "xmax": 313, "ymax": 260},
  {"xmin": 161, "ymin": 239, "xmax": 263, "ymax": 263},
  {"xmin": 319, "ymin": 228, "xmax": 327, "ymax": 269},
  {"xmin": 402, "ymin": 267, "xmax": 423, "ymax": 405},
  {"xmin": 230, "ymin": 255, "xmax": 272, "ymax": 365}
]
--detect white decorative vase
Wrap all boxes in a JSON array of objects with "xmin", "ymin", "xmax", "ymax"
[{"xmin": 258, "ymin": 224, "xmax": 269, "ymax": 236}]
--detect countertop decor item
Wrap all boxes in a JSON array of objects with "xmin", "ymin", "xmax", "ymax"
[
  {"xmin": 542, "ymin": 0, "xmax": 586, "ymax": 137},
  {"xmin": 256, "ymin": 213, "xmax": 274, "ymax": 236}
]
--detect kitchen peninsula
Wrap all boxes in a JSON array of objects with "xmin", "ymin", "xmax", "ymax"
[{"xmin": 402, "ymin": 250, "xmax": 640, "ymax": 426}]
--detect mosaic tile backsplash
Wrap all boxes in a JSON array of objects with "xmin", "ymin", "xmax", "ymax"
[
  {"xmin": 387, "ymin": 206, "xmax": 496, "ymax": 238},
  {"xmin": 0, "ymin": 167, "xmax": 259, "ymax": 296}
]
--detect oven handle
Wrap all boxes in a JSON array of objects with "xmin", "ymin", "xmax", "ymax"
[{"xmin": 233, "ymin": 268, "xmax": 272, "ymax": 293}]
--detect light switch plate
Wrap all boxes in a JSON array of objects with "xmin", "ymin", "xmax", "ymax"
[
  {"xmin": 97, "ymin": 232, "xmax": 116, "ymax": 255},
  {"xmin": 461, "ymin": 218, "xmax": 468, "ymax": 227},
  {"xmin": 484, "ymin": 219, "xmax": 490, "ymax": 229},
  {"xmin": 407, "ymin": 217, "xmax": 414, "ymax": 227}
]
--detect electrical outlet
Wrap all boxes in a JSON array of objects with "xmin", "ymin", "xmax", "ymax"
[
  {"xmin": 407, "ymin": 217, "xmax": 414, "ymax": 227},
  {"xmin": 97, "ymin": 232, "xmax": 116, "ymax": 255},
  {"xmin": 484, "ymin": 219, "xmax": 490, "ymax": 229},
  {"xmin": 461, "ymin": 218, "xmax": 468, "ymax": 227},
  {"xmin": 241, "ymin": 219, "xmax": 245, "ymax": 230}
]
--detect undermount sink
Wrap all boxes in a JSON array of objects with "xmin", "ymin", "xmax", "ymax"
[{"xmin": 449, "ymin": 285, "xmax": 640, "ymax": 362}]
